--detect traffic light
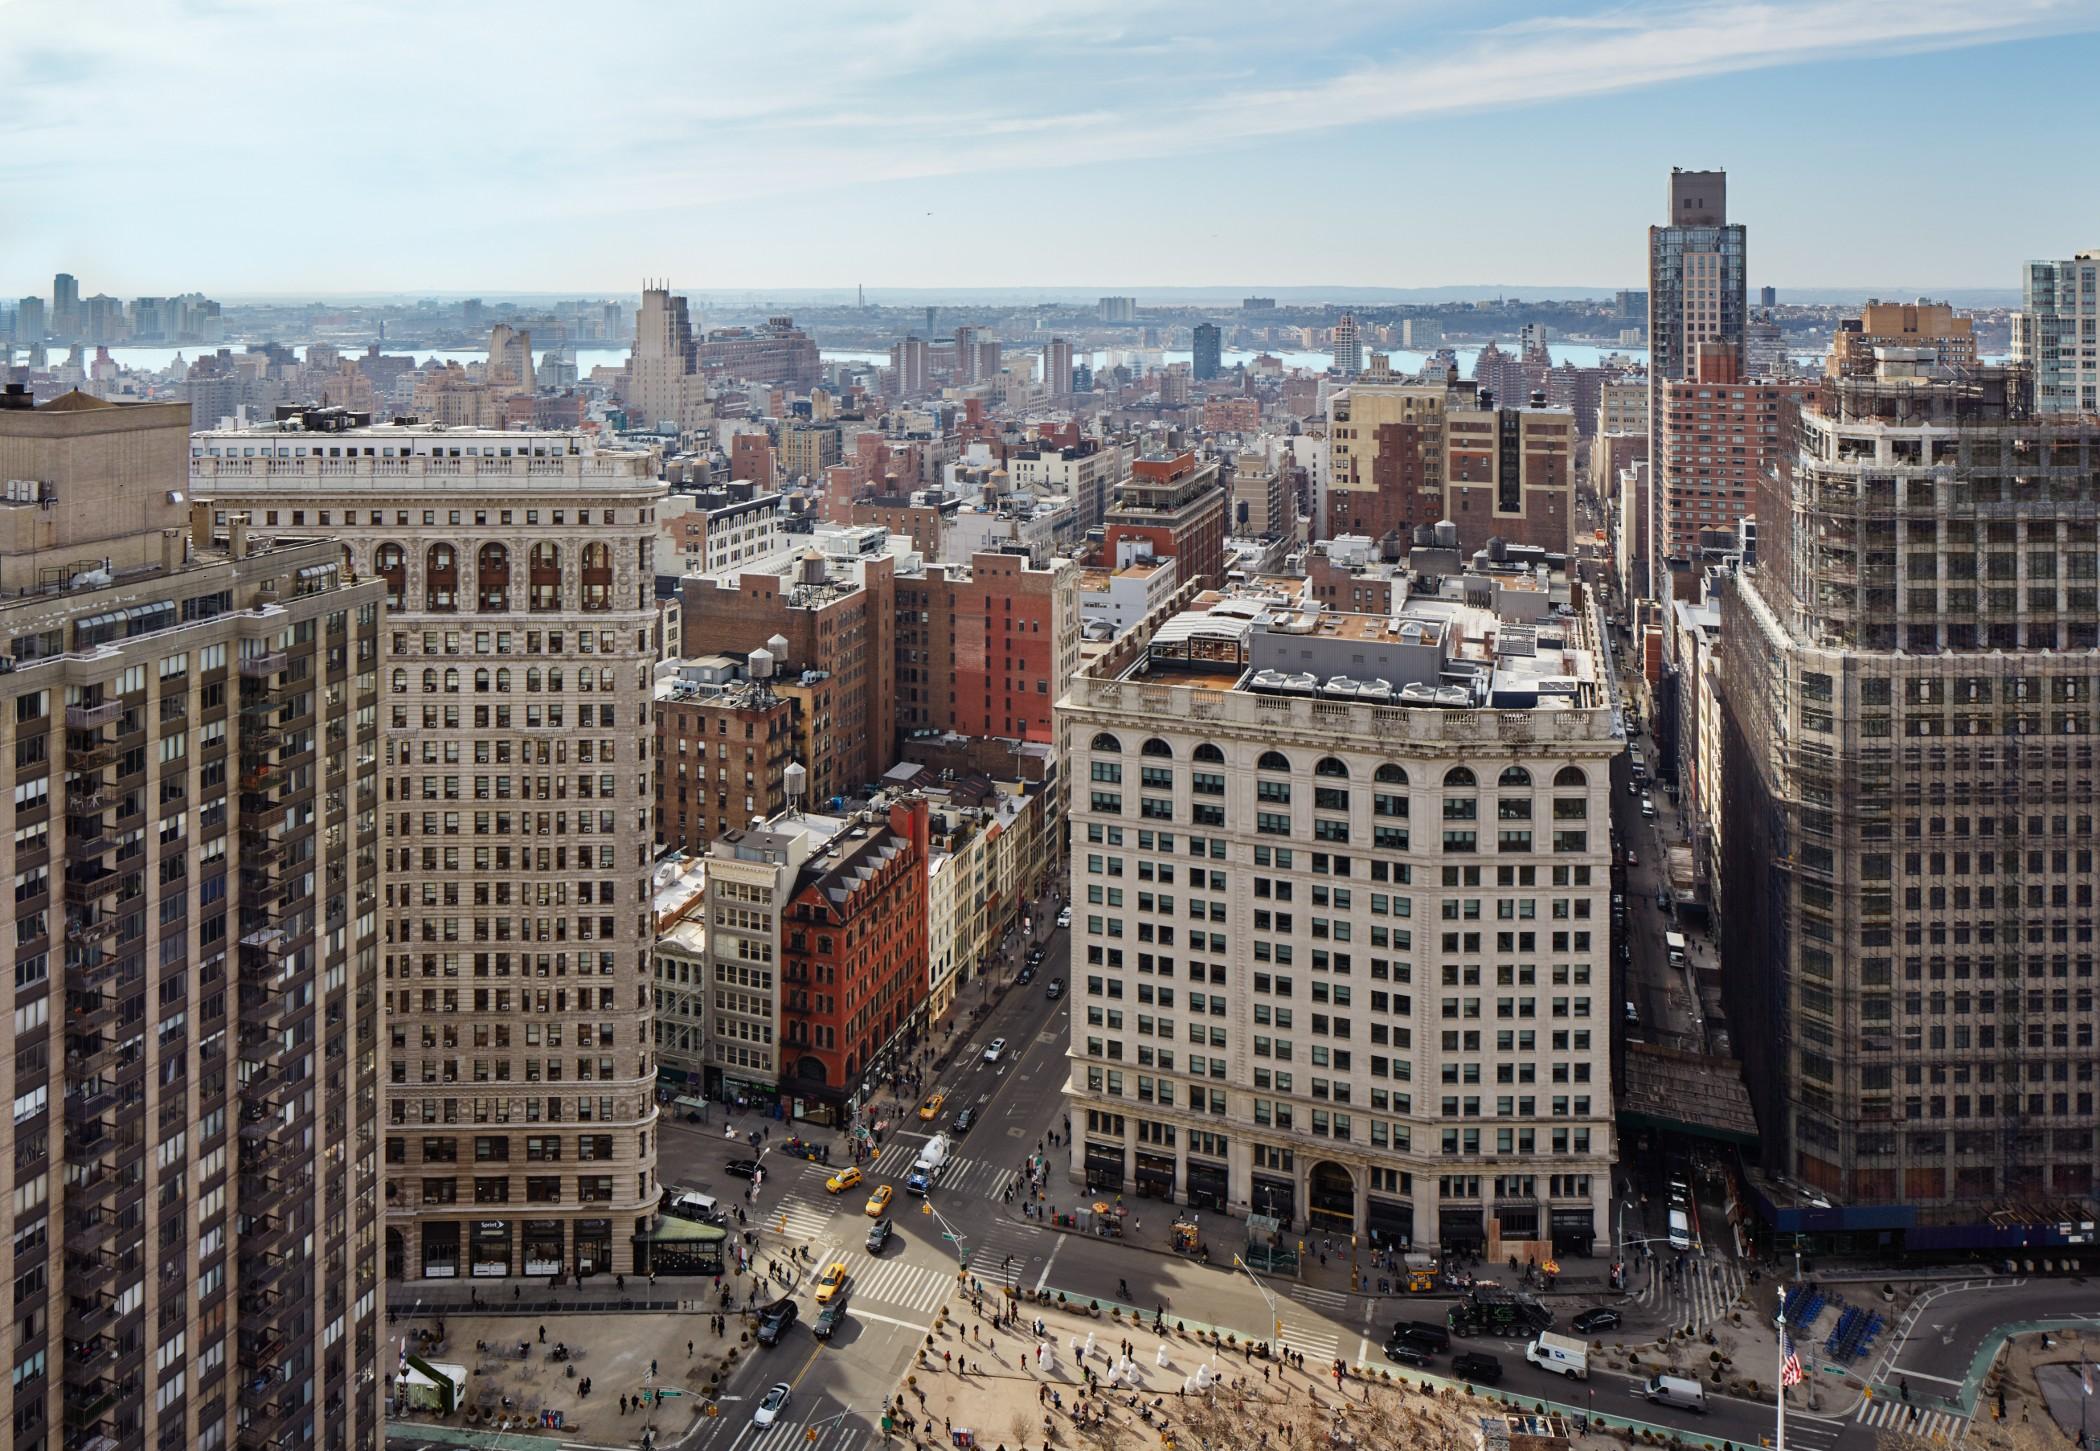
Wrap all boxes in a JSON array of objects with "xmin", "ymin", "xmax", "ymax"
[
  {"xmin": 805, "ymin": 1431, "xmax": 818, "ymax": 1444},
  {"xmin": 921, "ymin": 1202, "xmax": 932, "ymax": 1215}
]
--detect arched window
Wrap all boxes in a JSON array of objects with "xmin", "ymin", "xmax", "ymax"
[
  {"xmin": 1315, "ymin": 756, "xmax": 1349, "ymax": 778},
  {"xmin": 376, "ymin": 543, "xmax": 406, "ymax": 610},
  {"xmin": 1553, "ymin": 765, "xmax": 1587, "ymax": 789},
  {"xmin": 580, "ymin": 541, "xmax": 612, "ymax": 611},
  {"xmin": 495, "ymin": 668, "xmax": 511, "ymax": 693},
  {"xmin": 1443, "ymin": 767, "xmax": 1476, "ymax": 789},
  {"xmin": 1141, "ymin": 738, "xmax": 1173, "ymax": 758},
  {"xmin": 421, "ymin": 667, "xmax": 437, "ymax": 693},
  {"xmin": 525, "ymin": 667, "xmax": 541, "ymax": 692},
  {"xmin": 1374, "ymin": 763, "xmax": 1408, "ymax": 786},
  {"xmin": 390, "ymin": 668, "xmax": 407, "ymax": 694},
  {"xmin": 548, "ymin": 667, "xmax": 564, "ymax": 692},
  {"xmin": 1257, "ymin": 751, "xmax": 1291, "ymax": 772},
  {"xmin": 442, "ymin": 668, "xmax": 459, "ymax": 694},
  {"xmin": 1090, "ymin": 733, "xmax": 1122, "ymax": 754},
  {"xmin": 1193, "ymin": 743, "xmax": 1225, "ymax": 764},
  {"xmin": 1498, "ymin": 766, "xmax": 1532, "ymax": 789},
  {"xmin": 529, "ymin": 542, "xmax": 562, "ymax": 612},
  {"xmin": 477, "ymin": 542, "xmax": 510, "ymax": 612},
  {"xmin": 426, "ymin": 543, "xmax": 458, "ymax": 612}
]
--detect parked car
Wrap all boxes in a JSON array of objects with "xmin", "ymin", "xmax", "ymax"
[
  {"xmin": 754, "ymin": 1382, "xmax": 792, "ymax": 1425},
  {"xmin": 1384, "ymin": 1337, "xmax": 1435, "ymax": 1368},
  {"xmin": 1571, "ymin": 1308, "xmax": 1622, "ymax": 1335},
  {"xmin": 723, "ymin": 1159, "xmax": 762, "ymax": 1180},
  {"xmin": 755, "ymin": 1300, "xmax": 798, "ymax": 1347},
  {"xmin": 1017, "ymin": 964, "xmax": 1036, "ymax": 985},
  {"xmin": 1451, "ymin": 1352, "xmax": 1504, "ymax": 1384},
  {"xmin": 1055, "ymin": 908, "xmax": 1072, "ymax": 928}
]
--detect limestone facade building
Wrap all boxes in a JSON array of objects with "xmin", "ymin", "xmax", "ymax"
[
  {"xmin": 1059, "ymin": 573, "xmax": 1618, "ymax": 1253},
  {"xmin": 190, "ymin": 410, "xmax": 665, "ymax": 1282}
]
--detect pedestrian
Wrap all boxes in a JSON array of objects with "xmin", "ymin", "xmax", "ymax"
[
  {"xmin": 619, "ymin": 1395, "xmax": 628, "ymax": 1415},
  {"xmin": 538, "ymin": 1325, "xmax": 546, "ymax": 1344},
  {"xmin": 687, "ymin": 1339, "xmax": 693, "ymax": 1357},
  {"xmin": 650, "ymin": 1358, "xmax": 657, "ymax": 1378}
]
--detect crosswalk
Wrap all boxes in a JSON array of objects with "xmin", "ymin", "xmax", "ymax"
[
  {"xmin": 1626, "ymin": 1254, "xmax": 1744, "ymax": 1333},
  {"xmin": 1277, "ymin": 1316, "xmax": 1342, "ymax": 1362},
  {"xmin": 805, "ymin": 1242, "xmax": 958, "ymax": 1315},
  {"xmin": 863, "ymin": 1147, "xmax": 1015, "ymax": 1199},
  {"xmin": 1290, "ymin": 1285, "xmax": 1356, "ymax": 1314},
  {"xmin": 1855, "ymin": 1396, "xmax": 1969, "ymax": 1444},
  {"xmin": 723, "ymin": 1414, "xmax": 861, "ymax": 1451},
  {"xmin": 762, "ymin": 1192, "xmax": 830, "ymax": 1243}
]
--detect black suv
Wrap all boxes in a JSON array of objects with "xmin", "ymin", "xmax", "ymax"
[
  {"xmin": 1393, "ymin": 1321, "xmax": 1450, "ymax": 1352},
  {"xmin": 866, "ymin": 1217, "xmax": 893, "ymax": 1253},
  {"xmin": 1384, "ymin": 1337, "xmax": 1435, "ymax": 1368},
  {"xmin": 755, "ymin": 1299, "xmax": 799, "ymax": 1346},
  {"xmin": 723, "ymin": 1159, "xmax": 762, "ymax": 1180},
  {"xmin": 1451, "ymin": 1352, "xmax": 1503, "ymax": 1384},
  {"xmin": 1016, "ymin": 964, "xmax": 1036, "ymax": 985},
  {"xmin": 954, "ymin": 1107, "xmax": 977, "ymax": 1134}
]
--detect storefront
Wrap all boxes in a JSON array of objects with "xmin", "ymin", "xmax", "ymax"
[
  {"xmin": 1366, "ymin": 1197, "xmax": 1414, "ymax": 1249},
  {"xmin": 1550, "ymin": 1207, "xmax": 1597, "ymax": 1256},
  {"xmin": 1083, "ymin": 1140, "xmax": 1126, "ymax": 1192},
  {"xmin": 575, "ymin": 1218, "xmax": 612, "ymax": 1277},
  {"xmin": 1495, "ymin": 1201, "xmax": 1541, "ymax": 1239},
  {"xmin": 420, "ymin": 1222, "xmax": 460, "ymax": 1279},
  {"xmin": 1251, "ymin": 1175, "xmax": 1296, "ymax": 1228},
  {"xmin": 638, "ymin": 1217, "xmax": 727, "ymax": 1277},
  {"xmin": 522, "ymin": 1221, "xmax": 565, "ymax": 1277},
  {"xmin": 1134, "ymin": 1152, "xmax": 1176, "ymax": 1200},
  {"xmin": 1185, "ymin": 1159, "xmax": 1230, "ymax": 1213},
  {"xmin": 470, "ymin": 1220, "xmax": 513, "ymax": 1278},
  {"xmin": 1437, "ymin": 1207, "xmax": 1485, "ymax": 1250}
]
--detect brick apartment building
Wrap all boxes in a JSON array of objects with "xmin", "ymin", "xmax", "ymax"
[
  {"xmin": 1658, "ymin": 344, "xmax": 1816, "ymax": 595},
  {"xmin": 1102, "ymin": 450, "xmax": 1228, "ymax": 590},
  {"xmin": 680, "ymin": 552, "xmax": 897, "ymax": 803},
  {"xmin": 895, "ymin": 552, "xmax": 1080, "ymax": 744}
]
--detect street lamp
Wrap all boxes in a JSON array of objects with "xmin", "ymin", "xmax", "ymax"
[
  {"xmin": 801, "ymin": 1405, "xmax": 855, "ymax": 1445},
  {"xmin": 919, "ymin": 1199, "xmax": 971, "ymax": 1274},
  {"xmin": 1232, "ymin": 1254, "xmax": 1285, "ymax": 1356}
]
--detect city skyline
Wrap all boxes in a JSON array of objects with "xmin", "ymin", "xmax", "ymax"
[{"xmin": 5, "ymin": 0, "xmax": 2098, "ymax": 294}]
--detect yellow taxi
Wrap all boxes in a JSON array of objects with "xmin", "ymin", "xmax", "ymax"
[
  {"xmin": 823, "ymin": 1165, "xmax": 863, "ymax": 1194},
  {"xmin": 865, "ymin": 1183, "xmax": 893, "ymax": 1217},
  {"xmin": 917, "ymin": 1093, "xmax": 945, "ymax": 1122},
  {"xmin": 812, "ymin": 1261, "xmax": 849, "ymax": 1304}
]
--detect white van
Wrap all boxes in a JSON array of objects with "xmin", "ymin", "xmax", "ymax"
[
  {"xmin": 1525, "ymin": 1332, "xmax": 1589, "ymax": 1380},
  {"xmin": 1667, "ymin": 1208, "xmax": 1694, "ymax": 1250},
  {"xmin": 665, "ymin": 1190, "xmax": 720, "ymax": 1223},
  {"xmin": 1640, "ymin": 1375, "xmax": 1708, "ymax": 1413},
  {"xmin": 1640, "ymin": 796, "xmax": 1657, "ymax": 820},
  {"xmin": 1665, "ymin": 931, "xmax": 1689, "ymax": 967}
]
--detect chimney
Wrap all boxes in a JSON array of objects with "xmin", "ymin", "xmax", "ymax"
[
  {"xmin": 161, "ymin": 528, "xmax": 183, "ymax": 575},
  {"xmin": 1, "ymin": 382, "xmax": 33, "ymax": 410},
  {"xmin": 228, "ymin": 511, "xmax": 250, "ymax": 561},
  {"xmin": 190, "ymin": 501, "xmax": 215, "ymax": 556}
]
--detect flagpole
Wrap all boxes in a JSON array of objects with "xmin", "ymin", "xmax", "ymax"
[{"xmin": 1775, "ymin": 1286, "xmax": 1787, "ymax": 1451}]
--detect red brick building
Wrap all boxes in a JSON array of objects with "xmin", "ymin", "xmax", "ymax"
[
  {"xmin": 1102, "ymin": 451, "xmax": 1227, "ymax": 590},
  {"xmin": 653, "ymin": 668, "xmax": 799, "ymax": 852},
  {"xmin": 780, "ymin": 798, "xmax": 930, "ymax": 1109},
  {"xmin": 1659, "ymin": 344, "xmax": 1816, "ymax": 595},
  {"xmin": 731, "ymin": 431, "xmax": 776, "ymax": 487},
  {"xmin": 895, "ymin": 552, "xmax": 1077, "ymax": 744}
]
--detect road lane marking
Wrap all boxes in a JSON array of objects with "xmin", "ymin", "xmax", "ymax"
[
  {"xmin": 847, "ymin": 1307, "xmax": 934, "ymax": 1333},
  {"xmin": 1034, "ymin": 1235, "xmax": 1064, "ymax": 1294}
]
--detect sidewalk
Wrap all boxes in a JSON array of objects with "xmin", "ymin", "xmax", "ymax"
[{"xmin": 891, "ymin": 1295, "xmax": 1620, "ymax": 1451}]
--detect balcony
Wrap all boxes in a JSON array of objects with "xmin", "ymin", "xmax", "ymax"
[
  {"xmin": 66, "ymin": 1034, "xmax": 120, "ymax": 1078},
  {"xmin": 64, "ymin": 1081, "xmax": 119, "ymax": 1128},
  {"xmin": 64, "ymin": 779, "xmax": 110, "ymax": 811},
  {"xmin": 239, "ymin": 651, "xmax": 289, "ymax": 679},
  {"xmin": 64, "ymin": 1290, "xmax": 117, "ymax": 1340},
  {"xmin": 65, "ymin": 1206, "xmax": 118, "ymax": 1255},
  {"xmin": 66, "ymin": 989, "xmax": 119, "ymax": 1032},
  {"xmin": 237, "ymin": 1290, "xmax": 288, "ymax": 1340},
  {"xmin": 67, "ymin": 737, "xmax": 119, "ymax": 772},
  {"xmin": 66, "ymin": 701, "xmax": 124, "ymax": 731},
  {"xmin": 63, "ymin": 865, "xmax": 119, "ymax": 905},
  {"xmin": 66, "ymin": 1162, "xmax": 120, "ymax": 1208},
  {"xmin": 65, "ymin": 823, "xmax": 114, "ymax": 861}
]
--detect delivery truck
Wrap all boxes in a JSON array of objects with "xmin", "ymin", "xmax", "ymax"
[{"xmin": 1524, "ymin": 1331, "xmax": 1589, "ymax": 1380}]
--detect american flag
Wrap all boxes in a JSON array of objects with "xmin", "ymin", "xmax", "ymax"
[{"xmin": 1780, "ymin": 1328, "xmax": 1804, "ymax": 1388}]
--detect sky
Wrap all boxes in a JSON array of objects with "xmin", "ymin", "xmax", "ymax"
[{"xmin": 4, "ymin": 0, "xmax": 2099, "ymax": 298}]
